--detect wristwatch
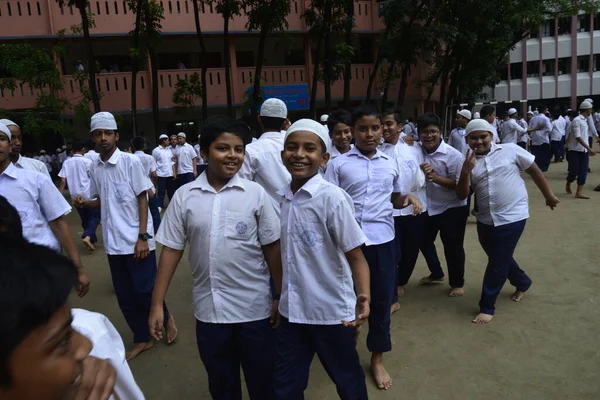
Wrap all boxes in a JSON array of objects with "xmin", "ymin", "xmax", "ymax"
[{"xmin": 138, "ymin": 233, "xmax": 153, "ymax": 241}]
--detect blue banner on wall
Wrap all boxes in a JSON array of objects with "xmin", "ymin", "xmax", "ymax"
[{"xmin": 247, "ymin": 84, "xmax": 310, "ymax": 111}]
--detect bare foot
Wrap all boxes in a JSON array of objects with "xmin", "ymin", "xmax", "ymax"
[
  {"xmin": 126, "ymin": 341, "xmax": 153, "ymax": 360},
  {"xmin": 575, "ymin": 194, "xmax": 590, "ymax": 199},
  {"xmin": 565, "ymin": 182, "xmax": 572, "ymax": 195},
  {"xmin": 82, "ymin": 236, "xmax": 95, "ymax": 251},
  {"xmin": 390, "ymin": 302, "xmax": 400, "ymax": 315},
  {"xmin": 471, "ymin": 313, "xmax": 493, "ymax": 324},
  {"xmin": 419, "ymin": 275, "xmax": 445, "ymax": 284},
  {"xmin": 397, "ymin": 286, "xmax": 405, "ymax": 298},
  {"xmin": 371, "ymin": 356, "xmax": 393, "ymax": 390},
  {"xmin": 448, "ymin": 287, "xmax": 465, "ymax": 297},
  {"xmin": 166, "ymin": 314, "xmax": 178, "ymax": 344},
  {"xmin": 511, "ymin": 290, "xmax": 526, "ymax": 302}
]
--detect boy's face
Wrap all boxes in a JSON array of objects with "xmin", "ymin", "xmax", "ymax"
[
  {"xmin": 484, "ymin": 112, "xmax": 496, "ymax": 124},
  {"xmin": 2, "ymin": 304, "xmax": 92, "ymax": 400},
  {"xmin": 382, "ymin": 114, "xmax": 401, "ymax": 145},
  {"xmin": 201, "ymin": 132, "xmax": 244, "ymax": 181},
  {"xmin": 455, "ymin": 115, "xmax": 468, "ymax": 128},
  {"xmin": 8, "ymin": 126, "xmax": 21, "ymax": 155},
  {"xmin": 282, "ymin": 130, "xmax": 329, "ymax": 185},
  {"xmin": 467, "ymin": 130, "xmax": 493, "ymax": 155},
  {"xmin": 91, "ymin": 129, "xmax": 118, "ymax": 153},
  {"xmin": 419, "ymin": 124, "xmax": 442, "ymax": 153},
  {"xmin": 0, "ymin": 132, "xmax": 10, "ymax": 166},
  {"xmin": 177, "ymin": 136, "xmax": 186, "ymax": 145},
  {"xmin": 331, "ymin": 122, "xmax": 352, "ymax": 151},
  {"xmin": 170, "ymin": 136, "xmax": 177, "ymax": 146},
  {"xmin": 354, "ymin": 115, "xmax": 382, "ymax": 154}
]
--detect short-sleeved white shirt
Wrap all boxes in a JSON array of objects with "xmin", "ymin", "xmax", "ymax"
[
  {"xmin": 58, "ymin": 154, "xmax": 92, "ymax": 198},
  {"xmin": 394, "ymin": 143, "xmax": 427, "ymax": 217},
  {"xmin": 277, "ymin": 174, "xmax": 367, "ymax": 324},
  {"xmin": 193, "ymin": 144, "xmax": 207, "ymax": 165},
  {"xmin": 151, "ymin": 146, "xmax": 175, "ymax": 178},
  {"xmin": 517, "ymin": 119, "xmax": 530, "ymax": 142},
  {"xmin": 238, "ymin": 131, "xmax": 291, "ymax": 215},
  {"xmin": 550, "ymin": 117, "xmax": 567, "ymax": 141},
  {"xmin": 88, "ymin": 149, "xmax": 155, "ymax": 255},
  {"xmin": 567, "ymin": 115, "xmax": 590, "ymax": 153},
  {"xmin": 0, "ymin": 163, "xmax": 71, "ymax": 252},
  {"xmin": 325, "ymin": 147, "xmax": 401, "ymax": 246},
  {"xmin": 421, "ymin": 141, "xmax": 467, "ymax": 216},
  {"xmin": 501, "ymin": 118, "xmax": 528, "ymax": 144},
  {"xmin": 84, "ymin": 150, "xmax": 99, "ymax": 162},
  {"xmin": 133, "ymin": 151, "xmax": 157, "ymax": 178},
  {"xmin": 530, "ymin": 114, "xmax": 552, "ymax": 145},
  {"xmin": 471, "ymin": 143, "xmax": 535, "ymax": 227},
  {"xmin": 329, "ymin": 144, "xmax": 354, "ymax": 160},
  {"xmin": 14, "ymin": 154, "xmax": 51, "ymax": 177},
  {"xmin": 448, "ymin": 127, "xmax": 468, "ymax": 155},
  {"xmin": 156, "ymin": 173, "xmax": 280, "ymax": 324},
  {"xmin": 176, "ymin": 143, "xmax": 197, "ymax": 174}
]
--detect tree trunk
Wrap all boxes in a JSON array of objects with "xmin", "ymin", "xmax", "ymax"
[
  {"xmin": 77, "ymin": 1, "xmax": 100, "ymax": 112},
  {"xmin": 251, "ymin": 26, "xmax": 269, "ymax": 134},
  {"xmin": 342, "ymin": 0, "xmax": 354, "ymax": 108},
  {"xmin": 322, "ymin": 0, "xmax": 332, "ymax": 112},
  {"xmin": 366, "ymin": 26, "xmax": 390, "ymax": 103},
  {"xmin": 380, "ymin": 62, "xmax": 394, "ymax": 110},
  {"xmin": 309, "ymin": 36, "xmax": 322, "ymax": 120},
  {"xmin": 223, "ymin": 1, "xmax": 233, "ymax": 116},
  {"xmin": 150, "ymin": 51, "xmax": 160, "ymax": 137},
  {"xmin": 192, "ymin": 0, "xmax": 208, "ymax": 121},
  {"xmin": 131, "ymin": 0, "xmax": 144, "ymax": 135},
  {"xmin": 396, "ymin": 64, "xmax": 409, "ymax": 106}
]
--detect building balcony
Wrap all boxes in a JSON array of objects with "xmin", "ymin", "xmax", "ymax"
[{"xmin": 0, "ymin": 0, "xmax": 383, "ymax": 39}]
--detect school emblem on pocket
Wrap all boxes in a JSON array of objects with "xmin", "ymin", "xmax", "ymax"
[
  {"xmin": 235, "ymin": 221, "xmax": 248, "ymax": 235},
  {"xmin": 383, "ymin": 178, "xmax": 393, "ymax": 188},
  {"xmin": 300, "ymin": 230, "xmax": 318, "ymax": 247}
]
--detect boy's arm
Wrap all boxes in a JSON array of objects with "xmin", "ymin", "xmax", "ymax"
[
  {"xmin": 456, "ymin": 150, "xmax": 475, "ymax": 200},
  {"xmin": 342, "ymin": 247, "xmax": 370, "ymax": 327},
  {"xmin": 262, "ymin": 240, "xmax": 283, "ymax": 327},
  {"xmin": 391, "ymin": 193, "xmax": 423, "ymax": 214},
  {"xmin": 58, "ymin": 177, "xmax": 67, "ymax": 195},
  {"xmin": 135, "ymin": 192, "xmax": 150, "ymax": 260},
  {"xmin": 524, "ymin": 163, "xmax": 559, "ymax": 209}
]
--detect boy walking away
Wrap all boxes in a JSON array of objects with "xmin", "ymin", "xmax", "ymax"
[
  {"xmin": 73, "ymin": 112, "xmax": 177, "ymax": 360},
  {"xmin": 175, "ymin": 132, "xmax": 198, "ymax": 187},
  {"xmin": 327, "ymin": 109, "xmax": 354, "ymax": 159},
  {"xmin": 132, "ymin": 136, "xmax": 161, "ymax": 233},
  {"xmin": 325, "ymin": 105, "xmax": 421, "ymax": 390},
  {"xmin": 58, "ymin": 140, "xmax": 100, "ymax": 251},
  {"xmin": 418, "ymin": 113, "xmax": 468, "ymax": 298},
  {"xmin": 150, "ymin": 116, "xmax": 282, "ymax": 400},
  {"xmin": 456, "ymin": 119, "xmax": 559, "ymax": 324},
  {"xmin": 566, "ymin": 101, "xmax": 596, "ymax": 199},
  {"xmin": 550, "ymin": 110, "xmax": 567, "ymax": 163},
  {"xmin": 528, "ymin": 105, "xmax": 552, "ymax": 172},
  {"xmin": 448, "ymin": 109, "xmax": 471, "ymax": 154},
  {"xmin": 275, "ymin": 119, "xmax": 370, "ymax": 398},
  {"xmin": 238, "ymin": 98, "xmax": 291, "ymax": 215},
  {"xmin": 152, "ymin": 134, "xmax": 177, "ymax": 210}
]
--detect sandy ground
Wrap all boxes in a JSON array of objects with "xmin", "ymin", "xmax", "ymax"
[{"xmin": 67, "ymin": 155, "xmax": 600, "ymax": 400}]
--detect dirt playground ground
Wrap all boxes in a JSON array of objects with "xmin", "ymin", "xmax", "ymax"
[{"xmin": 67, "ymin": 155, "xmax": 600, "ymax": 400}]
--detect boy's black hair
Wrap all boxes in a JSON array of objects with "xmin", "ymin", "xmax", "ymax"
[
  {"xmin": 480, "ymin": 105, "xmax": 496, "ymax": 118},
  {"xmin": 382, "ymin": 108, "xmax": 403, "ymax": 124},
  {"xmin": 538, "ymin": 105, "xmax": 548, "ymax": 113},
  {"xmin": 351, "ymin": 104, "xmax": 382, "ymax": 127},
  {"xmin": 200, "ymin": 115, "xmax": 252, "ymax": 152},
  {"xmin": 0, "ymin": 240, "xmax": 78, "ymax": 387},
  {"xmin": 417, "ymin": 112, "xmax": 442, "ymax": 131},
  {"xmin": 73, "ymin": 140, "xmax": 87, "ymax": 153},
  {"xmin": 260, "ymin": 116, "xmax": 286, "ymax": 132},
  {"xmin": 0, "ymin": 196, "xmax": 22, "ymax": 239},
  {"xmin": 131, "ymin": 136, "xmax": 146, "ymax": 152},
  {"xmin": 327, "ymin": 109, "xmax": 352, "ymax": 134}
]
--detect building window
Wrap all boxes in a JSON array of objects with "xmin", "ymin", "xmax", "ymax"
[
  {"xmin": 557, "ymin": 57, "xmax": 571, "ymax": 75},
  {"xmin": 558, "ymin": 17, "xmax": 571, "ymax": 35},
  {"xmin": 542, "ymin": 59, "xmax": 556, "ymax": 76},
  {"xmin": 594, "ymin": 54, "xmax": 600, "ymax": 72},
  {"xmin": 541, "ymin": 19, "xmax": 556, "ymax": 37},
  {"xmin": 498, "ymin": 65, "xmax": 508, "ymax": 81},
  {"xmin": 577, "ymin": 55, "xmax": 590, "ymax": 73},
  {"xmin": 529, "ymin": 28, "xmax": 539, "ymax": 39},
  {"xmin": 510, "ymin": 63, "xmax": 523, "ymax": 79},
  {"xmin": 594, "ymin": 13, "xmax": 600, "ymax": 30},
  {"xmin": 577, "ymin": 14, "xmax": 590, "ymax": 32},
  {"xmin": 526, "ymin": 61, "xmax": 540, "ymax": 77}
]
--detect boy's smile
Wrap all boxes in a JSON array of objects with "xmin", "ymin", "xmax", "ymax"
[
  {"xmin": 331, "ymin": 123, "xmax": 352, "ymax": 152},
  {"xmin": 467, "ymin": 131, "xmax": 493, "ymax": 155},
  {"xmin": 282, "ymin": 130, "xmax": 329, "ymax": 192},
  {"xmin": 419, "ymin": 124, "xmax": 442, "ymax": 153},
  {"xmin": 202, "ymin": 132, "xmax": 245, "ymax": 189}
]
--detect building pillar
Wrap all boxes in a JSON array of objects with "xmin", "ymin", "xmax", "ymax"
[
  {"xmin": 554, "ymin": 17, "xmax": 559, "ymax": 99},
  {"xmin": 589, "ymin": 14, "xmax": 594, "ymax": 95},
  {"xmin": 570, "ymin": 15, "xmax": 578, "ymax": 109},
  {"xmin": 228, "ymin": 37, "xmax": 239, "ymax": 104},
  {"xmin": 521, "ymin": 37, "xmax": 528, "ymax": 114},
  {"xmin": 304, "ymin": 36, "xmax": 313, "ymax": 87}
]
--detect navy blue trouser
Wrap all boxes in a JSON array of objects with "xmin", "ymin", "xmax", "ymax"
[
  {"xmin": 75, "ymin": 206, "xmax": 100, "ymax": 244},
  {"xmin": 559, "ymin": 136, "xmax": 566, "ymax": 158},
  {"xmin": 196, "ymin": 318, "xmax": 275, "ymax": 400},
  {"xmin": 423, "ymin": 206, "xmax": 468, "ymax": 288},
  {"xmin": 148, "ymin": 195, "xmax": 161, "ymax": 234},
  {"xmin": 477, "ymin": 219, "xmax": 532, "ymax": 315},
  {"xmin": 107, "ymin": 251, "xmax": 169, "ymax": 343},
  {"xmin": 517, "ymin": 141, "xmax": 527, "ymax": 150},
  {"xmin": 177, "ymin": 172, "xmax": 195, "ymax": 190},
  {"xmin": 362, "ymin": 240, "xmax": 395, "ymax": 353},
  {"xmin": 551, "ymin": 140, "xmax": 563, "ymax": 162},
  {"xmin": 273, "ymin": 318, "xmax": 367, "ymax": 400},
  {"xmin": 566, "ymin": 150, "xmax": 589, "ymax": 185},
  {"xmin": 531, "ymin": 143, "xmax": 550, "ymax": 172},
  {"xmin": 157, "ymin": 176, "xmax": 177, "ymax": 208}
]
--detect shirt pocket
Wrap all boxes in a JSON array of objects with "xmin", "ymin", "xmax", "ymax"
[
  {"xmin": 224, "ymin": 210, "xmax": 257, "ymax": 241},
  {"xmin": 109, "ymin": 180, "xmax": 135, "ymax": 203},
  {"xmin": 293, "ymin": 221, "xmax": 326, "ymax": 251}
]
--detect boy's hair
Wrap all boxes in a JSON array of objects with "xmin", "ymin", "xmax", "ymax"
[
  {"xmin": 351, "ymin": 104, "xmax": 382, "ymax": 127},
  {"xmin": 0, "ymin": 240, "xmax": 78, "ymax": 387},
  {"xmin": 327, "ymin": 109, "xmax": 352, "ymax": 134},
  {"xmin": 382, "ymin": 108, "xmax": 403, "ymax": 124},
  {"xmin": 417, "ymin": 112, "xmax": 442, "ymax": 131},
  {"xmin": 131, "ymin": 136, "xmax": 146, "ymax": 152},
  {"xmin": 0, "ymin": 196, "xmax": 22, "ymax": 239},
  {"xmin": 480, "ymin": 105, "xmax": 496, "ymax": 118},
  {"xmin": 260, "ymin": 116, "xmax": 285, "ymax": 132},
  {"xmin": 73, "ymin": 140, "xmax": 87, "ymax": 153},
  {"xmin": 200, "ymin": 116, "xmax": 252, "ymax": 152}
]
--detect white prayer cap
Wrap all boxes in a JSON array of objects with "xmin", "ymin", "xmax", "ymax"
[
  {"xmin": 284, "ymin": 119, "xmax": 330, "ymax": 152},
  {"xmin": 533, "ymin": 111, "xmax": 539, "ymax": 116},
  {"xmin": 177, "ymin": 132, "xmax": 186, "ymax": 138},
  {"xmin": 62, "ymin": 145, "xmax": 67, "ymax": 150},
  {"xmin": 197, "ymin": 134, "xmax": 201, "ymax": 139},
  {"xmin": 584, "ymin": 98, "xmax": 593, "ymax": 104},
  {"xmin": 260, "ymin": 98, "xmax": 287, "ymax": 119},
  {"xmin": 0, "ymin": 119, "xmax": 18, "ymax": 128},
  {"xmin": 40, "ymin": 150, "xmax": 46, "ymax": 154},
  {"xmin": 580, "ymin": 101, "xmax": 593, "ymax": 110},
  {"xmin": 56, "ymin": 148, "xmax": 62, "ymax": 153},
  {"xmin": 507, "ymin": 108, "xmax": 518, "ymax": 116},
  {"xmin": 90, "ymin": 112, "xmax": 117, "ymax": 132},
  {"xmin": 320, "ymin": 114, "xmax": 329, "ymax": 122},
  {"xmin": 473, "ymin": 112, "xmax": 480, "ymax": 119},
  {"xmin": 527, "ymin": 111, "xmax": 534, "ymax": 115},
  {"xmin": 465, "ymin": 119, "xmax": 494, "ymax": 137},
  {"xmin": 159, "ymin": 134, "xmax": 169, "ymax": 140},
  {"xmin": 0, "ymin": 122, "xmax": 11, "ymax": 140},
  {"xmin": 457, "ymin": 109, "xmax": 472, "ymax": 120}
]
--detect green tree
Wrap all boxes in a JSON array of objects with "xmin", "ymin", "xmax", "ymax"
[
  {"xmin": 172, "ymin": 72, "xmax": 204, "ymax": 108},
  {"xmin": 191, "ymin": 0, "xmax": 209, "ymax": 121},
  {"xmin": 341, "ymin": 0, "xmax": 355, "ymax": 108}
]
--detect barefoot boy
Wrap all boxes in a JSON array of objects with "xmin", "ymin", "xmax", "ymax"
[
  {"xmin": 274, "ymin": 119, "xmax": 370, "ymax": 398},
  {"xmin": 456, "ymin": 119, "xmax": 559, "ymax": 324},
  {"xmin": 566, "ymin": 101, "xmax": 596, "ymax": 199}
]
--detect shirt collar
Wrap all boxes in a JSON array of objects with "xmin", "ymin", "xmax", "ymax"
[
  {"xmin": 97, "ymin": 148, "xmax": 121, "ymax": 166},
  {"xmin": 189, "ymin": 171, "xmax": 246, "ymax": 193},
  {"xmin": 277, "ymin": 174, "xmax": 324, "ymax": 200},
  {"xmin": 134, "ymin": 151, "xmax": 145, "ymax": 155},
  {"xmin": 15, "ymin": 154, "xmax": 24, "ymax": 167},
  {"xmin": 424, "ymin": 140, "xmax": 448, "ymax": 156},
  {"xmin": 347, "ymin": 146, "xmax": 389, "ymax": 160},
  {"xmin": 1, "ymin": 162, "xmax": 18, "ymax": 179},
  {"xmin": 72, "ymin": 153, "xmax": 83, "ymax": 158},
  {"xmin": 259, "ymin": 131, "xmax": 284, "ymax": 140}
]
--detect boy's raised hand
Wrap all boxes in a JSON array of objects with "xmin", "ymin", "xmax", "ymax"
[
  {"xmin": 342, "ymin": 294, "xmax": 370, "ymax": 328},
  {"xmin": 462, "ymin": 149, "xmax": 476, "ymax": 173}
]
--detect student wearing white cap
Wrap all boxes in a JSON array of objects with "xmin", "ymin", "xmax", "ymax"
[
  {"xmin": 456, "ymin": 119, "xmax": 558, "ymax": 324},
  {"xmin": 320, "ymin": 113, "xmax": 329, "ymax": 125},
  {"xmin": 583, "ymin": 98, "xmax": 598, "ymax": 147},
  {"xmin": 238, "ymin": 98, "xmax": 291, "ymax": 215},
  {"xmin": 517, "ymin": 112, "xmax": 531, "ymax": 149},
  {"xmin": 0, "ymin": 119, "xmax": 50, "ymax": 177},
  {"xmin": 0, "ymin": 122, "xmax": 90, "ymax": 297},
  {"xmin": 448, "ymin": 109, "xmax": 471, "ymax": 154},
  {"xmin": 528, "ymin": 105, "xmax": 552, "ymax": 172},
  {"xmin": 193, "ymin": 133, "xmax": 208, "ymax": 174},
  {"xmin": 275, "ymin": 118, "xmax": 370, "ymax": 398},
  {"xmin": 566, "ymin": 101, "xmax": 595, "ymax": 199},
  {"xmin": 152, "ymin": 133, "xmax": 177, "ymax": 209},
  {"xmin": 73, "ymin": 112, "xmax": 177, "ymax": 360},
  {"xmin": 175, "ymin": 132, "xmax": 198, "ymax": 188},
  {"xmin": 501, "ymin": 108, "xmax": 541, "ymax": 146}
]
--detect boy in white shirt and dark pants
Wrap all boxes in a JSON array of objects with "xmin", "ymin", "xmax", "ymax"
[
  {"xmin": 132, "ymin": 136, "xmax": 161, "ymax": 233},
  {"xmin": 152, "ymin": 134, "xmax": 177, "ymax": 209},
  {"xmin": 566, "ymin": 101, "xmax": 596, "ymax": 199},
  {"xmin": 175, "ymin": 132, "xmax": 198, "ymax": 188}
]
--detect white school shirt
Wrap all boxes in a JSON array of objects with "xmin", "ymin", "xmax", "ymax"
[
  {"xmin": 238, "ymin": 131, "xmax": 292, "ymax": 214},
  {"xmin": 501, "ymin": 118, "xmax": 527, "ymax": 144},
  {"xmin": 550, "ymin": 118, "xmax": 566, "ymax": 142},
  {"xmin": 586, "ymin": 114, "xmax": 598, "ymax": 137},
  {"xmin": 88, "ymin": 149, "xmax": 155, "ymax": 255},
  {"xmin": 58, "ymin": 154, "xmax": 92, "ymax": 198},
  {"xmin": 324, "ymin": 147, "xmax": 401, "ymax": 246},
  {"xmin": 176, "ymin": 143, "xmax": 197, "ymax": 174},
  {"xmin": 529, "ymin": 114, "xmax": 552, "ymax": 145},
  {"xmin": 329, "ymin": 144, "xmax": 354, "ymax": 160},
  {"xmin": 489, "ymin": 123, "xmax": 500, "ymax": 144},
  {"xmin": 421, "ymin": 141, "xmax": 467, "ymax": 216},
  {"xmin": 71, "ymin": 309, "xmax": 145, "ymax": 400},
  {"xmin": 517, "ymin": 119, "xmax": 529, "ymax": 143},
  {"xmin": 0, "ymin": 163, "xmax": 71, "ymax": 252},
  {"xmin": 567, "ymin": 115, "xmax": 590, "ymax": 153},
  {"xmin": 151, "ymin": 146, "xmax": 175, "ymax": 178},
  {"xmin": 58, "ymin": 151, "xmax": 69, "ymax": 164},
  {"xmin": 156, "ymin": 173, "xmax": 280, "ymax": 324},
  {"xmin": 193, "ymin": 144, "xmax": 207, "ymax": 165},
  {"xmin": 14, "ymin": 154, "xmax": 51, "ymax": 177},
  {"xmin": 394, "ymin": 142, "xmax": 427, "ymax": 217},
  {"xmin": 133, "ymin": 151, "xmax": 157, "ymax": 178},
  {"xmin": 448, "ymin": 127, "xmax": 468, "ymax": 154},
  {"xmin": 84, "ymin": 149, "xmax": 99, "ymax": 162},
  {"xmin": 277, "ymin": 174, "xmax": 367, "ymax": 324},
  {"xmin": 470, "ymin": 143, "xmax": 534, "ymax": 227}
]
